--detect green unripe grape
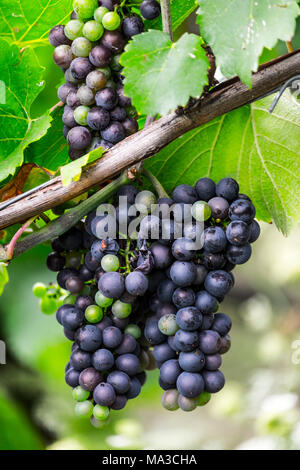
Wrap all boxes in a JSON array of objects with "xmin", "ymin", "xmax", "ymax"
[
  {"xmin": 74, "ymin": 105, "xmax": 90, "ymax": 125},
  {"xmin": 125, "ymin": 324, "xmax": 141, "ymax": 339},
  {"xmin": 102, "ymin": 11, "xmax": 121, "ymax": 31},
  {"xmin": 90, "ymin": 415, "xmax": 111, "ymax": 428},
  {"xmin": 135, "ymin": 190, "xmax": 156, "ymax": 213},
  {"xmin": 110, "ymin": 54, "xmax": 122, "ymax": 72},
  {"xmin": 96, "ymin": 66, "xmax": 111, "ymax": 79},
  {"xmin": 83, "ymin": 20, "xmax": 104, "ymax": 41},
  {"xmin": 65, "ymin": 19, "xmax": 84, "ymax": 40},
  {"xmin": 158, "ymin": 314, "xmax": 179, "ymax": 336},
  {"xmin": 85, "ymin": 305, "xmax": 103, "ymax": 323},
  {"xmin": 191, "ymin": 201, "xmax": 211, "ymax": 222},
  {"xmin": 40, "ymin": 296, "xmax": 57, "ymax": 315},
  {"xmin": 32, "ymin": 282, "xmax": 47, "ymax": 298},
  {"xmin": 77, "ymin": 85, "xmax": 95, "ymax": 106},
  {"xmin": 178, "ymin": 395, "xmax": 198, "ymax": 412},
  {"xmin": 74, "ymin": 400, "xmax": 93, "ymax": 417},
  {"xmin": 94, "ymin": 6, "xmax": 109, "ymax": 23},
  {"xmin": 86, "ymin": 70, "xmax": 107, "ymax": 91},
  {"xmin": 95, "ymin": 290, "xmax": 114, "ymax": 308},
  {"xmin": 72, "ymin": 386, "xmax": 90, "ymax": 402},
  {"xmin": 101, "ymin": 254, "xmax": 120, "ymax": 272},
  {"xmin": 73, "ymin": 0, "xmax": 98, "ymax": 20},
  {"xmin": 111, "ymin": 300, "xmax": 132, "ymax": 319},
  {"xmin": 93, "ymin": 404, "xmax": 110, "ymax": 421},
  {"xmin": 161, "ymin": 389, "xmax": 179, "ymax": 411},
  {"xmin": 63, "ymin": 294, "xmax": 76, "ymax": 305},
  {"xmin": 198, "ymin": 391, "xmax": 211, "ymax": 406},
  {"xmin": 71, "ymin": 37, "xmax": 92, "ymax": 57}
]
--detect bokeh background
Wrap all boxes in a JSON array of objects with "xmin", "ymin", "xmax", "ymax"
[{"xmin": 0, "ymin": 14, "xmax": 300, "ymax": 451}]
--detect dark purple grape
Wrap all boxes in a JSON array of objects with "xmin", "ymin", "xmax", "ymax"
[
  {"xmin": 144, "ymin": 317, "xmax": 165, "ymax": 345},
  {"xmin": 101, "ymin": 30, "xmax": 126, "ymax": 53},
  {"xmin": 170, "ymin": 261, "xmax": 197, "ymax": 287},
  {"xmin": 204, "ymin": 270, "xmax": 233, "ymax": 298},
  {"xmin": 219, "ymin": 334, "xmax": 231, "ymax": 354},
  {"xmin": 65, "ymin": 368, "xmax": 80, "ymax": 387},
  {"xmin": 62, "ymin": 106, "xmax": 77, "ymax": 127},
  {"xmin": 176, "ymin": 371, "xmax": 204, "ymax": 398},
  {"xmin": 87, "ymin": 106, "xmax": 110, "ymax": 130},
  {"xmin": 226, "ymin": 220, "xmax": 250, "ymax": 246},
  {"xmin": 110, "ymin": 106, "xmax": 127, "ymax": 122},
  {"xmin": 179, "ymin": 349, "xmax": 205, "ymax": 373},
  {"xmin": 150, "ymin": 242, "xmax": 173, "ymax": 270},
  {"xmin": 202, "ymin": 370, "xmax": 225, "ymax": 393},
  {"xmin": 75, "ymin": 325, "xmax": 102, "ymax": 351},
  {"xmin": 89, "ymin": 45, "xmax": 112, "ymax": 67},
  {"xmin": 61, "ymin": 306, "xmax": 85, "ymax": 331},
  {"xmin": 107, "ymin": 370, "xmax": 131, "ymax": 394},
  {"xmin": 176, "ymin": 307, "xmax": 202, "ymax": 332},
  {"xmin": 102, "ymin": 326, "xmax": 123, "ymax": 349},
  {"xmin": 92, "ymin": 348, "xmax": 114, "ymax": 371},
  {"xmin": 195, "ymin": 177, "xmax": 216, "ymax": 201},
  {"xmin": 172, "ymin": 287, "xmax": 195, "ymax": 309},
  {"xmin": 203, "ymin": 226, "xmax": 227, "ymax": 253},
  {"xmin": 122, "ymin": 117, "xmax": 138, "ymax": 136},
  {"xmin": 49, "ymin": 25, "xmax": 71, "ymax": 47},
  {"xmin": 122, "ymin": 16, "xmax": 144, "ymax": 38},
  {"xmin": 66, "ymin": 90, "xmax": 81, "ymax": 108},
  {"xmin": 198, "ymin": 330, "xmax": 222, "ymax": 354},
  {"xmin": 47, "ymin": 251, "xmax": 65, "ymax": 271},
  {"xmin": 70, "ymin": 349, "xmax": 92, "ymax": 371},
  {"xmin": 98, "ymin": 272, "xmax": 125, "ymax": 298},
  {"xmin": 117, "ymin": 87, "xmax": 131, "ymax": 107},
  {"xmin": 174, "ymin": 329, "xmax": 199, "ymax": 352},
  {"xmin": 205, "ymin": 354, "xmax": 222, "ymax": 371},
  {"xmin": 125, "ymin": 271, "xmax": 149, "ymax": 296},
  {"xmin": 70, "ymin": 57, "xmax": 94, "ymax": 80},
  {"xmin": 249, "ymin": 220, "xmax": 260, "ymax": 243},
  {"xmin": 53, "ymin": 45, "xmax": 73, "ymax": 69},
  {"xmin": 115, "ymin": 333, "xmax": 137, "ymax": 354},
  {"xmin": 93, "ymin": 382, "xmax": 116, "ymax": 406},
  {"xmin": 157, "ymin": 279, "xmax": 177, "ymax": 304},
  {"xmin": 208, "ymin": 197, "xmax": 229, "ymax": 220},
  {"xmin": 95, "ymin": 87, "xmax": 118, "ymax": 110},
  {"xmin": 58, "ymin": 83, "xmax": 77, "ymax": 103},
  {"xmin": 75, "ymin": 295, "xmax": 94, "ymax": 311},
  {"xmin": 153, "ymin": 342, "xmax": 176, "ymax": 363},
  {"xmin": 160, "ymin": 359, "xmax": 182, "ymax": 386},
  {"xmin": 111, "ymin": 394, "xmax": 128, "ymax": 410},
  {"xmin": 172, "ymin": 184, "xmax": 197, "ymax": 204},
  {"xmin": 115, "ymin": 353, "xmax": 140, "ymax": 376},
  {"xmin": 126, "ymin": 377, "xmax": 141, "ymax": 399},
  {"xmin": 79, "ymin": 367, "xmax": 103, "ymax": 391},
  {"xmin": 195, "ymin": 290, "xmax": 218, "ymax": 315},
  {"xmin": 229, "ymin": 199, "xmax": 256, "ymax": 224},
  {"xmin": 67, "ymin": 126, "xmax": 91, "ymax": 150},
  {"xmin": 140, "ymin": 0, "xmax": 161, "ymax": 20},
  {"xmin": 101, "ymin": 122, "xmax": 125, "ymax": 144},
  {"xmin": 226, "ymin": 243, "xmax": 252, "ymax": 265},
  {"xmin": 216, "ymin": 178, "xmax": 239, "ymax": 201}
]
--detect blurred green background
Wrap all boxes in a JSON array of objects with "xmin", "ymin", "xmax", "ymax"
[{"xmin": 0, "ymin": 14, "xmax": 300, "ymax": 451}]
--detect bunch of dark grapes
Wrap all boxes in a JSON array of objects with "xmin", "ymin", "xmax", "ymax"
[
  {"xmin": 43, "ymin": 176, "xmax": 260, "ymax": 421},
  {"xmin": 46, "ymin": 207, "xmax": 154, "ymax": 427},
  {"xmin": 48, "ymin": 0, "xmax": 161, "ymax": 161},
  {"xmin": 138, "ymin": 177, "xmax": 260, "ymax": 412}
]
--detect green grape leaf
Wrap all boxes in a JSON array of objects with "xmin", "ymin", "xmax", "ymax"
[
  {"xmin": 61, "ymin": 147, "xmax": 103, "ymax": 187},
  {"xmin": 0, "ymin": 40, "xmax": 52, "ymax": 183},
  {"xmin": 0, "ymin": 263, "xmax": 9, "ymax": 296},
  {"xmin": 25, "ymin": 107, "xmax": 69, "ymax": 171},
  {"xmin": 0, "ymin": 0, "xmax": 73, "ymax": 48},
  {"xmin": 121, "ymin": 31, "xmax": 209, "ymax": 116},
  {"xmin": 145, "ymin": 91, "xmax": 300, "ymax": 235},
  {"xmin": 144, "ymin": 0, "xmax": 197, "ymax": 33},
  {"xmin": 196, "ymin": 0, "xmax": 299, "ymax": 86}
]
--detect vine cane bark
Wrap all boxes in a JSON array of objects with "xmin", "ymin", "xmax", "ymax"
[{"xmin": 0, "ymin": 50, "xmax": 299, "ymax": 231}]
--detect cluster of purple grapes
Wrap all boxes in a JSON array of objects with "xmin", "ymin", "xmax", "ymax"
[
  {"xmin": 46, "ymin": 211, "xmax": 154, "ymax": 427},
  {"xmin": 48, "ymin": 0, "xmax": 161, "ymax": 160},
  {"xmin": 45, "ymin": 175, "xmax": 260, "ymax": 422},
  {"xmin": 140, "ymin": 177, "xmax": 260, "ymax": 412}
]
